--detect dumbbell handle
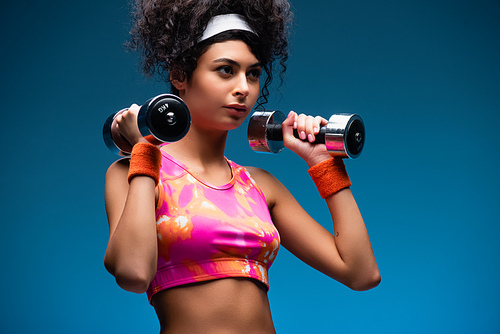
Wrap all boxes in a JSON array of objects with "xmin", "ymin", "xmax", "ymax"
[{"xmin": 266, "ymin": 124, "xmax": 327, "ymax": 144}]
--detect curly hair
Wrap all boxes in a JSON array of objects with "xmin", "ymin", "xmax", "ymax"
[{"xmin": 127, "ymin": 0, "xmax": 293, "ymax": 107}]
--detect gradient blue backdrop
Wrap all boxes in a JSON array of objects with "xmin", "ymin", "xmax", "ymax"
[{"xmin": 1, "ymin": 0, "xmax": 499, "ymax": 333}]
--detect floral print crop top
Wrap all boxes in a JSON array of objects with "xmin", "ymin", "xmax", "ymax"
[{"xmin": 146, "ymin": 150, "xmax": 280, "ymax": 303}]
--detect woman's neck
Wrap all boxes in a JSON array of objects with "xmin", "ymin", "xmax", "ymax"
[
  {"xmin": 161, "ymin": 127, "xmax": 233, "ymax": 186},
  {"xmin": 161, "ymin": 126, "xmax": 229, "ymax": 173}
]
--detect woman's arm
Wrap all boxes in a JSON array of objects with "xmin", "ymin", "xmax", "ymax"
[
  {"xmin": 103, "ymin": 105, "xmax": 159, "ymax": 294},
  {"xmin": 247, "ymin": 111, "xmax": 380, "ymax": 291}
]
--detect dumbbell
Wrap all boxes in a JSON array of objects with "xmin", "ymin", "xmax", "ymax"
[
  {"xmin": 247, "ymin": 110, "xmax": 365, "ymax": 159},
  {"xmin": 103, "ymin": 94, "xmax": 191, "ymax": 156}
]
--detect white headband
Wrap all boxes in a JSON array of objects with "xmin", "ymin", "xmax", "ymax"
[{"xmin": 198, "ymin": 14, "xmax": 257, "ymax": 43}]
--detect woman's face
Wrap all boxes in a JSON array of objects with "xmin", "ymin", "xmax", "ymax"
[{"xmin": 177, "ymin": 40, "xmax": 261, "ymax": 132}]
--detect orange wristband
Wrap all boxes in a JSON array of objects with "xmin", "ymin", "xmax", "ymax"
[
  {"xmin": 127, "ymin": 142, "xmax": 162, "ymax": 185},
  {"xmin": 308, "ymin": 158, "xmax": 351, "ymax": 198}
]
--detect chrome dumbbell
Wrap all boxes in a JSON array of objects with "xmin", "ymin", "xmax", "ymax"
[
  {"xmin": 247, "ymin": 110, "xmax": 365, "ymax": 159},
  {"xmin": 103, "ymin": 94, "xmax": 191, "ymax": 156}
]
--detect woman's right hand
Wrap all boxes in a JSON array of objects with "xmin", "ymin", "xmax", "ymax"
[{"xmin": 114, "ymin": 104, "xmax": 149, "ymax": 146}]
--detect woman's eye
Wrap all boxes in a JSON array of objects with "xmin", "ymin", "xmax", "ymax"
[
  {"xmin": 217, "ymin": 65, "xmax": 233, "ymax": 75},
  {"xmin": 248, "ymin": 68, "xmax": 261, "ymax": 78}
]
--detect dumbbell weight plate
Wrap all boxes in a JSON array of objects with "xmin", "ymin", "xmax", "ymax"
[
  {"xmin": 248, "ymin": 110, "xmax": 286, "ymax": 154},
  {"xmin": 138, "ymin": 94, "xmax": 191, "ymax": 143},
  {"xmin": 103, "ymin": 109, "xmax": 133, "ymax": 156},
  {"xmin": 346, "ymin": 116, "xmax": 365, "ymax": 158},
  {"xmin": 324, "ymin": 114, "xmax": 365, "ymax": 159}
]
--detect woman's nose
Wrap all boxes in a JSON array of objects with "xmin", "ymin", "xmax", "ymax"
[{"xmin": 233, "ymin": 73, "xmax": 250, "ymax": 97}]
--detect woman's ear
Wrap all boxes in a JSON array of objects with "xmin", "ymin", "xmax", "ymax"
[
  {"xmin": 171, "ymin": 79, "xmax": 185, "ymax": 91},
  {"xmin": 169, "ymin": 67, "xmax": 186, "ymax": 91}
]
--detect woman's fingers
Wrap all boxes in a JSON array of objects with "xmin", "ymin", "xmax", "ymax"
[
  {"xmin": 115, "ymin": 104, "xmax": 145, "ymax": 146},
  {"xmin": 293, "ymin": 113, "xmax": 327, "ymax": 142}
]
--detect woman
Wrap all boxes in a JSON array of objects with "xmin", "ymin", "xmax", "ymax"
[{"xmin": 104, "ymin": 1, "xmax": 380, "ymax": 333}]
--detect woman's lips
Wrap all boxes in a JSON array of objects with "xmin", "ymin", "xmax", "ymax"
[{"xmin": 224, "ymin": 104, "xmax": 247, "ymax": 114}]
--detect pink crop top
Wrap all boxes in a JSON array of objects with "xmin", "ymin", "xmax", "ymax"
[{"xmin": 146, "ymin": 151, "xmax": 280, "ymax": 303}]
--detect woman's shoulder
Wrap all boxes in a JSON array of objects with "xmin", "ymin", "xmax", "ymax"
[
  {"xmin": 241, "ymin": 166, "xmax": 287, "ymax": 207},
  {"xmin": 105, "ymin": 158, "xmax": 131, "ymax": 185},
  {"xmin": 107, "ymin": 158, "xmax": 130, "ymax": 173},
  {"xmin": 243, "ymin": 166, "xmax": 272, "ymax": 180}
]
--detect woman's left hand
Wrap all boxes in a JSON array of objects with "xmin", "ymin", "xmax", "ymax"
[{"xmin": 281, "ymin": 111, "xmax": 332, "ymax": 167}]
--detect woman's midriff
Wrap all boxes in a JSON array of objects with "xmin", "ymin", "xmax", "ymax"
[{"xmin": 152, "ymin": 278, "xmax": 276, "ymax": 334}]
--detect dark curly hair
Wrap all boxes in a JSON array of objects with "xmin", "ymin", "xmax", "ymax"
[{"xmin": 127, "ymin": 0, "xmax": 293, "ymax": 107}]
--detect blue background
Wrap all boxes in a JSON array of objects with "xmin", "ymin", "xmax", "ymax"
[{"xmin": 1, "ymin": 0, "xmax": 499, "ymax": 333}]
